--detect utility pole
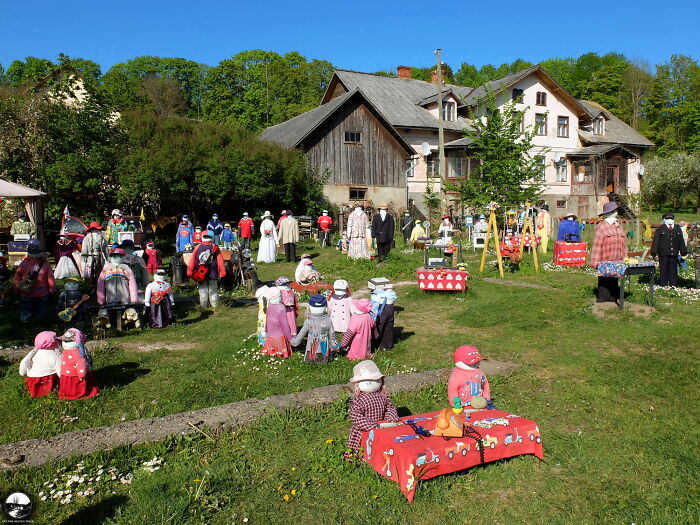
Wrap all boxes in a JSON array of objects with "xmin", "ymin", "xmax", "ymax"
[{"xmin": 436, "ymin": 49, "xmax": 446, "ymax": 211}]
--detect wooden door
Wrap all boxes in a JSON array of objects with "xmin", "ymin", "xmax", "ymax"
[
  {"xmin": 606, "ymin": 166, "xmax": 619, "ymax": 193},
  {"xmin": 577, "ymin": 196, "xmax": 589, "ymax": 220}
]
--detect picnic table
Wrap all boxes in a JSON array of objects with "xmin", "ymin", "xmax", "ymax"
[{"xmin": 361, "ymin": 409, "xmax": 543, "ymax": 502}]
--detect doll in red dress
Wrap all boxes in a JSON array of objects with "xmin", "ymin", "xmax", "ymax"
[{"xmin": 57, "ymin": 328, "xmax": 100, "ymax": 400}]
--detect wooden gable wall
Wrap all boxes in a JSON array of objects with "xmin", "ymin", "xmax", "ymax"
[{"xmin": 302, "ymin": 98, "xmax": 408, "ymax": 188}]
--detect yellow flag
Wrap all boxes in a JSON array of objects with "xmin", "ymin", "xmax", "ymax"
[{"xmin": 140, "ymin": 207, "xmax": 146, "ymax": 221}]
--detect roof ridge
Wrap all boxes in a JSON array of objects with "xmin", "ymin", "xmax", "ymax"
[{"xmin": 335, "ymin": 68, "xmax": 471, "ymax": 90}]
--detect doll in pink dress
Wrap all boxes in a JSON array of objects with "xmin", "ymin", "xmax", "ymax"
[
  {"xmin": 57, "ymin": 328, "xmax": 100, "ymax": 400},
  {"xmin": 447, "ymin": 346, "xmax": 493, "ymax": 409},
  {"xmin": 261, "ymin": 287, "xmax": 293, "ymax": 358},
  {"xmin": 275, "ymin": 276, "xmax": 298, "ymax": 336},
  {"xmin": 340, "ymin": 298, "xmax": 374, "ymax": 360},
  {"xmin": 328, "ymin": 279, "xmax": 352, "ymax": 333}
]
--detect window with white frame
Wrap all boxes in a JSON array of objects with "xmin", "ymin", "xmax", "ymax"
[
  {"xmin": 427, "ymin": 156, "xmax": 441, "ymax": 178},
  {"xmin": 441, "ymin": 102, "xmax": 454, "ymax": 121},
  {"xmin": 537, "ymin": 156, "xmax": 546, "ymax": 180},
  {"xmin": 406, "ymin": 159, "xmax": 415, "ymax": 178},
  {"xmin": 555, "ymin": 159, "xmax": 568, "ymax": 182},
  {"xmin": 594, "ymin": 117, "xmax": 605, "ymax": 135},
  {"xmin": 557, "ymin": 116, "xmax": 569, "ymax": 138},
  {"xmin": 535, "ymin": 113, "xmax": 547, "ymax": 135},
  {"xmin": 447, "ymin": 155, "xmax": 463, "ymax": 179}
]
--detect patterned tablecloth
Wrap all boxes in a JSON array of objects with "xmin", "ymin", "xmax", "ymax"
[
  {"xmin": 553, "ymin": 241, "xmax": 588, "ymax": 266},
  {"xmin": 361, "ymin": 409, "xmax": 543, "ymax": 502},
  {"xmin": 416, "ymin": 267, "xmax": 468, "ymax": 291}
]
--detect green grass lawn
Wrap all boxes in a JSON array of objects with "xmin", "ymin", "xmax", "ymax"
[{"xmin": 0, "ymin": 243, "xmax": 698, "ymax": 524}]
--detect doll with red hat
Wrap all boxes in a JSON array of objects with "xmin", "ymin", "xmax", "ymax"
[
  {"xmin": 80, "ymin": 221, "xmax": 108, "ymax": 279},
  {"xmin": 18, "ymin": 331, "xmax": 62, "ymax": 397},
  {"xmin": 340, "ymin": 298, "xmax": 374, "ymax": 360},
  {"xmin": 447, "ymin": 346, "xmax": 493, "ymax": 409},
  {"xmin": 57, "ymin": 328, "xmax": 100, "ymax": 400}
]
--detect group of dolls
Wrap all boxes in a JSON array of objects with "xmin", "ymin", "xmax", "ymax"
[
  {"xmin": 255, "ymin": 278, "xmax": 397, "ymax": 364},
  {"xmin": 19, "ymin": 329, "xmax": 100, "ymax": 400}
]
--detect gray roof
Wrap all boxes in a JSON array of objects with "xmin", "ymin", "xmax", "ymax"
[
  {"xmin": 460, "ymin": 66, "xmax": 540, "ymax": 107},
  {"xmin": 445, "ymin": 137, "xmax": 474, "ymax": 148},
  {"xmin": 566, "ymin": 144, "xmax": 633, "ymax": 157},
  {"xmin": 328, "ymin": 70, "xmax": 473, "ymax": 132},
  {"xmin": 418, "ymin": 88, "xmax": 466, "ymax": 107},
  {"xmin": 577, "ymin": 100, "xmax": 654, "ymax": 148},
  {"xmin": 259, "ymin": 89, "xmax": 413, "ymax": 154}
]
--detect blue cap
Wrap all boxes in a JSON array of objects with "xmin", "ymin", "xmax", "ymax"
[
  {"xmin": 309, "ymin": 294, "xmax": 327, "ymax": 308},
  {"xmin": 182, "ymin": 214, "xmax": 189, "ymax": 220}
]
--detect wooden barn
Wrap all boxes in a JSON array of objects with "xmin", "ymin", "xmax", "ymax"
[{"xmin": 260, "ymin": 89, "xmax": 415, "ymax": 210}]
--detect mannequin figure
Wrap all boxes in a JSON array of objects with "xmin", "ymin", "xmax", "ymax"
[
  {"xmin": 238, "ymin": 212, "xmax": 255, "ymax": 250},
  {"xmin": 336, "ymin": 234, "xmax": 349, "ymax": 254},
  {"xmin": 474, "ymin": 214, "xmax": 488, "ymax": 234},
  {"xmin": 186, "ymin": 232, "xmax": 226, "ymax": 308},
  {"xmin": 279, "ymin": 210, "xmax": 299, "ymax": 262},
  {"xmin": 589, "ymin": 202, "xmax": 627, "ymax": 302},
  {"xmin": 295, "ymin": 254, "xmax": 322, "ymax": 284},
  {"xmin": 340, "ymin": 298, "xmax": 374, "ymax": 360},
  {"xmin": 57, "ymin": 328, "xmax": 100, "ymax": 400},
  {"xmin": 207, "ymin": 214, "xmax": 224, "ymax": 245},
  {"xmin": 291, "ymin": 294, "xmax": 339, "ymax": 364},
  {"xmin": 176, "ymin": 215, "xmax": 193, "ymax": 252},
  {"xmin": 410, "ymin": 220, "xmax": 426, "ymax": 247},
  {"xmin": 144, "ymin": 269, "xmax": 175, "ymax": 328},
  {"xmin": 105, "ymin": 209, "xmax": 125, "ymax": 245},
  {"xmin": 447, "ymin": 346, "xmax": 493, "ymax": 409},
  {"xmin": 97, "ymin": 248, "xmax": 138, "ymax": 307},
  {"xmin": 221, "ymin": 224, "xmax": 235, "ymax": 250},
  {"xmin": 317, "ymin": 210, "xmax": 333, "ymax": 247},
  {"xmin": 120, "ymin": 239, "xmax": 149, "ymax": 292},
  {"xmin": 15, "ymin": 239, "xmax": 55, "ymax": 322},
  {"xmin": 371, "ymin": 204, "xmax": 395, "ymax": 262},
  {"xmin": 557, "ymin": 213, "xmax": 582, "ymax": 242},
  {"xmin": 372, "ymin": 285, "xmax": 397, "ymax": 351},
  {"xmin": 18, "ymin": 331, "xmax": 62, "ymax": 397},
  {"xmin": 192, "ymin": 226, "xmax": 203, "ymax": 245},
  {"xmin": 328, "ymin": 279, "xmax": 352, "ymax": 333},
  {"xmin": 53, "ymin": 233, "xmax": 80, "ymax": 279},
  {"xmin": 347, "ymin": 360, "xmax": 399, "ymax": 452},
  {"xmin": 56, "ymin": 277, "xmax": 88, "ymax": 329},
  {"xmin": 81, "ymin": 222, "xmax": 108, "ymax": 279},
  {"xmin": 400, "ymin": 210, "xmax": 413, "ymax": 245},
  {"xmin": 261, "ymin": 287, "xmax": 293, "ymax": 358},
  {"xmin": 536, "ymin": 204, "xmax": 552, "ymax": 253},
  {"xmin": 255, "ymin": 285, "xmax": 270, "ymax": 346},
  {"xmin": 275, "ymin": 276, "xmax": 298, "ymax": 336},
  {"xmin": 651, "ymin": 212, "xmax": 688, "ymax": 286},
  {"xmin": 144, "ymin": 241, "xmax": 162, "ymax": 275},
  {"xmin": 347, "ymin": 206, "xmax": 370, "ymax": 260},
  {"xmin": 437, "ymin": 215, "xmax": 453, "ymax": 245},
  {"xmin": 277, "ymin": 210, "xmax": 288, "ymax": 231},
  {"xmin": 257, "ymin": 211, "xmax": 278, "ymax": 264},
  {"xmin": 10, "ymin": 210, "xmax": 36, "ymax": 238}
]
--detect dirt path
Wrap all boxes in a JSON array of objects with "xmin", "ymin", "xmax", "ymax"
[
  {"xmin": 475, "ymin": 277, "xmax": 557, "ymax": 291},
  {"xmin": 0, "ymin": 360, "xmax": 518, "ymax": 471}
]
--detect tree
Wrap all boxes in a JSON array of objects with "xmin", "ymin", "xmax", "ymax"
[
  {"xmin": 642, "ymin": 152, "xmax": 700, "ymax": 212},
  {"xmin": 4, "ymin": 57, "xmax": 54, "ymax": 86},
  {"xmin": 620, "ymin": 60, "xmax": 653, "ymax": 129},
  {"xmin": 450, "ymin": 96, "xmax": 547, "ymax": 206},
  {"xmin": 454, "ymin": 62, "xmax": 481, "ymax": 87}
]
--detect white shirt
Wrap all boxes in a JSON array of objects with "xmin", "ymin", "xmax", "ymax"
[{"xmin": 19, "ymin": 348, "xmax": 62, "ymax": 378}]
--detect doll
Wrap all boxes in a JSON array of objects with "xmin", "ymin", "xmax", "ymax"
[
  {"xmin": 120, "ymin": 239, "xmax": 149, "ymax": 292},
  {"xmin": 372, "ymin": 285, "xmax": 397, "ymax": 351},
  {"xmin": 275, "ymin": 276, "xmax": 298, "ymax": 336},
  {"xmin": 57, "ymin": 328, "xmax": 100, "ymax": 400},
  {"xmin": 291, "ymin": 295, "xmax": 339, "ymax": 364},
  {"xmin": 447, "ymin": 346, "xmax": 493, "ymax": 409},
  {"xmin": 15, "ymin": 239, "xmax": 56, "ymax": 322},
  {"xmin": 221, "ymin": 223, "xmax": 236, "ymax": 250},
  {"xmin": 144, "ymin": 241, "xmax": 162, "ymax": 275},
  {"xmin": 255, "ymin": 285, "xmax": 270, "ymax": 346},
  {"xmin": 192, "ymin": 226, "xmax": 203, "ymax": 245},
  {"xmin": 56, "ymin": 277, "xmax": 88, "ymax": 329},
  {"xmin": 105, "ymin": 209, "xmax": 125, "ymax": 245},
  {"xmin": 328, "ymin": 279, "xmax": 352, "ymax": 333},
  {"xmin": 340, "ymin": 298, "xmax": 374, "ymax": 360},
  {"xmin": 18, "ymin": 331, "xmax": 62, "ymax": 397},
  {"xmin": 347, "ymin": 360, "xmax": 399, "ymax": 452},
  {"xmin": 97, "ymin": 248, "xmax": 138, "ymax": 306},
  {"xmin": 176, "ymin": 216, "xmax": 193, "ymax": 252},
  {"xmin": 295, "ymin": 254, "xmax": 322, "ymax": 284},
  {"xmin": 144, "ymin": 269, "xmax": 175, "ymax": 328},
  {"xmin": 261, "ymin": 287, "xmax": 293, "ymax": 358},
  {"xmin": 336, "ymin": 233, "xmax": 349, "ymax": 255}
]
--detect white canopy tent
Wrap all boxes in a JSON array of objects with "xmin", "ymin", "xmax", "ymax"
[{"xmin": 0, "ymin": 179, "xmax": 47, "ymax": 244}]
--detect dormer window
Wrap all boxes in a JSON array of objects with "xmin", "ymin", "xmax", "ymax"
[
  {"xmin": 441, "ymin": 102, "xmax": 454, "ymax": 121},
  {"xmin": 594, "ymin": 117, "xmax": 605, "ymax": 135}
]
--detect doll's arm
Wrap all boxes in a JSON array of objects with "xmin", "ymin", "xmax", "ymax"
[
  {"xmin": 290, "ymin": 320, "xmax": 310, "ymax": 347},
  {"xmin": 75, "ymin": 357, "xmax": 88, "ymax": 380},
  {"xmin": 329, "ymin": 322, "xmax": 339, "ymax": 349},
  {"xmin": 384, "ymin": 398, "xmax": 400, "ymax": 422},
  {"xmin": 144, "ymin": 285, "xmax": 152, "ymax": 307},
  {"xmin": 350, "ymin": 400, "xmax": 379, "ymax": 431},
  {"xmin": 340, "ymin": 329, "xmax": 356, "ymax": 348},
  {"xmin": 96, "ymin": 269, "xmax": 106, "ymax": 304},
  {"xmin": 481, "ymin": 374, "xmax": 491, "ymax": 400},
  {"xmin": 19, "ymin": 350, "xmax": 37, "ymax": 377},
  {"xmin": 126, "ymin": 268, "xmax": 138, "ymax": 303}
]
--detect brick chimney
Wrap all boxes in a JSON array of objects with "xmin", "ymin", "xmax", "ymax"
[
  {"xmin": 397, "ymin": 65, "xmax": 411, "ymax": 79},
  {"xmin": 431, "ymin": 70, "xmax": 439, "ymax": 84}
]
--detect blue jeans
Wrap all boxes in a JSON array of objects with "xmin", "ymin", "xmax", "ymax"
[{"xmin": 20, "ymin": 295, "xmax": 49, "ymax": 321}]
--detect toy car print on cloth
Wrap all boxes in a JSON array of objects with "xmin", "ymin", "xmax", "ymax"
[{"xmin": 361, "ymin": 409, "xmax": 543, "ymax": 502}]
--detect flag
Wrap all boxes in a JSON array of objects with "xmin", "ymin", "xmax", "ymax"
[
  {"xmin": 140, "ymin": 207, "xmax": 145, "ymax": 221},
  {"xmin": 63, "ymin": 206, "xmax": 70, "ymax": 217}
]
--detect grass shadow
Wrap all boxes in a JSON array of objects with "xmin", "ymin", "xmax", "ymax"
[
  {"xmin": 58, "ymin": 495, "xmax": 128, "ymax": 525},
  {"xmin": 393, "ymin": 327, "xmax": 414, "ymax": 344},
  {"xmin": 95, "ymin": 362, "xmax": 150, "ymax": 389},
  {"xmin": 177, "ymin": 309, "xmax": 213, "ymax": 325}
]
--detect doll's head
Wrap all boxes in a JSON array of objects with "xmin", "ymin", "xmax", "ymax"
[
  {"xmin": 274, "ymin": 276, "xmax": 291, "ymax": 289},
  {"xmin": 195, "ymin": 226, "xmax": 202, "ymax": 233},
  {"xmin": 454, "ymin": 345, "xmax": 487, "ymax": 370},
  {"xmin": 201, "ymin": 232, "xmax": 213, "ymax": 244},
  {"xmin": 146, "ymin": 241, "xmax": 155, "ymax": 249},
  {"xmin": 224, "ymin": 223, "xmax": 231, "ymax": 229},
  {"xmin": 342, "ymin": 233, "xmax": 348, "ymax": 240},
  {"xmin": 212, "ymin": 213, "xmax": 218, "ymax": 220},
  {"xmin": 154, "ymin": 269, "xmax": 167, "ymax": 283},
  {"xmin": 34, "ymin": 331, "xmax": 58, "ymax": 350},
  {"xmin": 351, "ymin": 298, "xmax": 372, "ymax": 316},
  {"xmin": 119, "ymin": 239, "xmax": 135, "ymax": 256},
  {"xmin": 111, "ymin": 209, "xmax": 122, "ymax": 220},
  {"xmin": 662, "ymin": 212, "xmax": 675, "ymax": 226},
  {"xmin": 109, "ymin": 248, "xmax": 125, "ymax": 265},
  {"xmin": 58, "ymin": 328, "xmax": 87, "ymax": 350},
  {"xmin": 266, "ymin": 286, "xmax": 282, "ymax": 305},
  {"xmin": 26, "ymin": 239, "xmax": 45, "ymax": 259},
  {"xmin": 308, "ymin": 294, "xmax": 327, "ymax": 315},
  {"xmin": 350, "ymin": 360, "xmax": 385, "ymax": 393},
  {"xmin": 333, "ymin": 279, "xmax": 348, "ymax": 296},
  {"xmin": 64, "ymin": 277, "xmax": 80, "ymax": 292},
  {"xmin": 322, "ymin": 210, "xmax": 328, "ymax": 216},
  {"xmin": 181, "ymin": 215, "xmax": 189, "ymax": 225}
]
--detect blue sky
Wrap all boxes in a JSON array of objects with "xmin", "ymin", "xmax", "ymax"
[{"xmin": 1, "ymin": 0, "xmax": 698, "ymax": 74}]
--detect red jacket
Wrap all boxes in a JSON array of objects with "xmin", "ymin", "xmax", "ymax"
[
  {"xmin": 186, "ymin": 243, "xmax": 226, "ymax": 280},
  {"xmin": 238, "ymin": 218, "xmax": 254, "ymax": 238},
  {"xmin": 192, "ymin": 231, "xmax": 203, "ymax": 244},
  {"xmin": 318, "ymin": 215, "xmax": 333, "ymax": 232},
  {"xmin": 15, "ymin": 258, "xmax": 56, "ymax": 298}
]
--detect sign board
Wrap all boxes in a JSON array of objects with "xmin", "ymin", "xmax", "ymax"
[{"xmin": 464, "ymin": 215, "xmax": 473, "ymax": 226}]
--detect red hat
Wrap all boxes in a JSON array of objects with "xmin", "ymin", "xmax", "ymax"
[
  {"xmin": 110, "ymin": 247, "xmax": 125, "ymax": 256},
  {"xmin": 86, "ymin": 221, "xmax": 102, "ymax": 231},
  {"xmin": 454, "ymin": 346, "xmax": 487, "ymax": 366}
]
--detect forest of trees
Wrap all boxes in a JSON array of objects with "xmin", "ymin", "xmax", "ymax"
[{"xmin": 0, "ymin": 50, "xmax": 699, "ymax": 218}]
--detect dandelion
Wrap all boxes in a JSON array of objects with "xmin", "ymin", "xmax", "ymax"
[
  {"xmin": 325, "ymin": 439, "xmax": 334, "ymax": 444},
  {"xmin": 291, "ymin": 467, "xmax": 296, "ymax": 471},
  {"xmin": 283, "ymin": 494, "xmax": 290, "ymax": 501},
  {"xmin": 291, "ymin": 490, "xmax": 297, "ymax": 495}
]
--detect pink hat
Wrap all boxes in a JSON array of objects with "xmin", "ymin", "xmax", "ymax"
[
  {"xmin": 454, "ymin": 345, "xmax": 487, "ymax": 366},
  {"xmin": 57, "ymin": 328, "xmax": 87, "ymax": 345},
  {"xmin": 352, "ymin": 298, "xmax": 372, "ymax": 314},
  {"xmin": 34, "ymin": 331, "xmax": 59, "ymax": 349},
  {"xmin": 303, "ymin": 259, "xmax": 313, "ymax": 266}
]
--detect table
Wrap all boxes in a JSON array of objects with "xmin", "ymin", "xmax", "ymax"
[
  {"xmin": 416, "ymin": 267, "xmax": 468, "ymax": 291},
  {"xmin": 619, "ymin": 264, "xmax": 655, "ymax": 310},
  {"xmin": 553, "ymin": 241, "xmax": 588, "ymax": 266},
  {"xmin": 361, "ymin": 409, "xmax": 543, "ymax": 502}
]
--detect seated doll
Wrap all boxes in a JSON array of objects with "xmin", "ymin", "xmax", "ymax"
[
  {"xmin": 291, "ymin": 294, "xmax": 339, "ymax": 364},
  {"xmin": 275, "ymin": 276, "xmax": 298, "ymax": 336},
  {"xmin": 144, "ymin": 269, "xmax": 175, "ymax": 328},
  {"xmin": 447, "ymin": 346, "xmax": 493, "ymax": 410},
  {"xmin": 336, "ymin": 234, "xmax": 349, "ymax": 255},
  {"xmin": 295, "ymin": 254, "xmax": 322, "ymax": 285},
  {"xmin": 261, "ymin": 287, "xmax": 293, "ymax": 358},
  {"xmin": 57, "ymin": 328, "xmax": 100, "ymax": 400},
  {"xmin": 340, "ymin": 298, "xmax": 374, "ymax": 361},
  {"xmin": 18, "ymin": 331, "xmax": 62, "ymax": 397},
  {"xmin": 56, "ymin": 277, "xmax": 88, "ymax": 329},
  {"xmin": 328, "ymin": 279, "xmax": 352, "ymax": 333},
  {"xmin": 347, "ymin": 360, "xmax": 400, "ymax": 453}
]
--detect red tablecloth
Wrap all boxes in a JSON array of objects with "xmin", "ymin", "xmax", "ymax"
[
  {"xmin": 416, "ymin": 267, "xmax": 468, "ymax": 291},
  {"xmin": 361, "ymin": 409, "xmax": 543, "ymax": 502},
  {"xmin": 553, "ymin": 241, "xmax": 588, "ymax": 266}
]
